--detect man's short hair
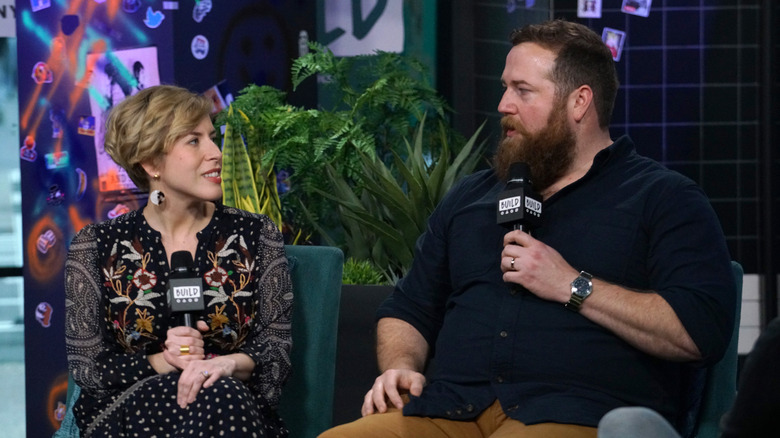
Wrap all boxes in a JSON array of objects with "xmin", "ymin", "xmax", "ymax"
[{"xmin": 510, "ymin": 19, "xmax": 619, "ymax": 128}]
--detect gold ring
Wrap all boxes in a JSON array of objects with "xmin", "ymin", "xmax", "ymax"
[
  {"xmin": 201, "ymin": 370, "xmax": 209, "ymax": 378},
  {"xmin": 510, "ymin": 258, "xmax": 515, "ymax": 269},
  {"xmin": 180, "ymin": 345, "xmax": 190, "ymax": 355}
]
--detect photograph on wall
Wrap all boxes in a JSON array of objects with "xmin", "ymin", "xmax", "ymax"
[
  {"xmin": 578, "ymin": 0, "xmax": 602, "ymax": 19},
  {"xmin": 85, "ymin": 46, "xmax": 160, "ymax": 192},
  {"xmin": 602, "ymin": 27, "xmax": 626, "ymax": 62},
  {"xmin": 621, "ymin": 0, "xmax": 652, "ymax": 17}
]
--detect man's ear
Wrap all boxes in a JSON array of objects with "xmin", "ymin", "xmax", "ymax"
[{"xmin": 570, "ymin": 85, "xmax": 594, "ymax": 123}]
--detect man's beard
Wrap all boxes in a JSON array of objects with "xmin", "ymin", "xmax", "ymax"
[{"xmin": 493, "ymin": 101, "xmax": 576, "ymax": 193}]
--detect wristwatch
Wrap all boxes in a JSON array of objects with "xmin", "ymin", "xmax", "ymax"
[{"xmin": 565, "ymin": 271, "xmax": 593, "ymax": 312}]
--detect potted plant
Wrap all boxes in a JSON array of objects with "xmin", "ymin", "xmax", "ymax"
[{"xmin": 216, "ymin": 43, "xmax": 488, "ymax": 281}]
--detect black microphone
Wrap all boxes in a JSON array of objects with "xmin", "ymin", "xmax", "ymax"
[
  {"xmin": 167, "ymin": 251, "xmax": 204, "ymax": 328},
  {"xmin": 496, "ymin": 162, "xmax": 542, "ymax": 232}
]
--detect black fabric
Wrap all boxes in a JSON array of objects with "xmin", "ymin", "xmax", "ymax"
[
  {"xmin": 377, "ymin": 136, "xmax": 735, "ymax": 428},
  {"xmin": 64, "ymin": 204, "xmax": 293, "ymax": 437},
  {"xmin": 719, "ymin": 317, "xmax": 780, "ymax": 438}
]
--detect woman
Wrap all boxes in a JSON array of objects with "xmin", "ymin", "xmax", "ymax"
[{"xmin": 65, "ymin": 85, "xmax": 293, "ymax": 437}]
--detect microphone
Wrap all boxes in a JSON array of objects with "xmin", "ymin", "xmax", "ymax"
[
  {"xmin": 167, "ymin": 251, "xmax": 204, "ymax": 328},
  {"xmin": 496, "ymin": 162, "xmax": 542, "ymax": 232}
]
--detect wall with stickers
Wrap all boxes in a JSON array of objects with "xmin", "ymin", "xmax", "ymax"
[{"xmin": 15, "ymin": 1, "xmax": 314, "ymax": 436}]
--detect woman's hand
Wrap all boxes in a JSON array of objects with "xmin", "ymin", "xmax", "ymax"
[
  {"xmin": 162, "ymin": 320, "xmax": 209, "ymax": 370},
  {"xmin": 176, "ymin": 356, "xmax": 237, "ymax": 408}
]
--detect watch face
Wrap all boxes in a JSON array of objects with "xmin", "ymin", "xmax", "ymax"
[{"xmin": 572, "ymin": 277, "xmax": 592, "ymax": 297}]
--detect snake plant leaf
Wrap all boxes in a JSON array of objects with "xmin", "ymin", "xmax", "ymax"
[{"xmin": 221, "ymin": 107, "xmax": 261, "ymax": 214}]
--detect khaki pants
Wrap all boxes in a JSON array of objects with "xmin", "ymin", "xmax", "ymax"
[{"xmin": 319, "ymin": 399, "xmax": 597, "ymax": 438}]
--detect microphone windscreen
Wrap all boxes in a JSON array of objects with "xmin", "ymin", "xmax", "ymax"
[
  {"xmin": 170, "ymin": 251, "xmax": 193, "ymax": 271},
  {"xmin": 508, "ymin": 162, "xmax": 531, "ymax": 184}
]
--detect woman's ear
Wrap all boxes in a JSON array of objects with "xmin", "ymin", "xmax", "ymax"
[{"xmin": 140, "ymin": 161, "xmax": 159, "ymax": 181}]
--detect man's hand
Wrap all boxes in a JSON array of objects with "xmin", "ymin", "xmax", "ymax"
[
  {"xmin": 501, "ymin": 229, "xmax": 578, "ymax": 303},
  {"xmin": 361, "ymin": 368, "xmax": 426, "ymax": 417}
]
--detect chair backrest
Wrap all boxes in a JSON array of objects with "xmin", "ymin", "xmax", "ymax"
[
  {"xmin": 278, "ymin": 245, "xmax": 343, "ymax": 438},
  {"xmin": 694, "ymin": 261, "xmax": 744, "ymax": 438}
]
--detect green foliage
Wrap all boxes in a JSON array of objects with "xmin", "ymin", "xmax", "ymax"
[
  {"xmin": 312, "ymin": 117, "xmax": 488, "ymax": 283},
  {"xmin": 291, "ymin": 42, "xmax": 449, "ymax": 159},
  {"xmin": 214, "ymin": 83, "xmax": 376, "ymax": 240},
  {"xmin": 342, "ymin": 258, "xmax": 386, "ymax": 285},
  {"xmin": 214, "ymin": 43, "xmax": 489, "ymax": 275}
]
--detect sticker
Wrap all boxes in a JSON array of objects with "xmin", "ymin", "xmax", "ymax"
[
  {"xmin": 163, "ymin": 1, "xmax": 179, "ymax": 10},
  {"xmin": 46, "ymin": 185, "xmax": 65, "ymax": 206},
  {"xmin": 602, "ymin": 27, "xmax": 626, "ymax": 62},
  {"xmin": 506, "ymin": 0, "xmax": 517, "ymax": 14},
  {"xmin": 578, "ymin": 0, "xmax": 602, "ymax": 18},
  {"xmin": 203, "ymin": 81, "xmax": 230, "ymax": 115},
  {"xmin": 277, "ymin": 170, "xmax": 291, "ymax": 194},
  {"xmin": 76, "ymin": 168, "xmax": 88, "ymax": 200},
  {"xmin": 31, "ymin": 0, "xmax": 51, "ymax": 13},
  {"xmin": 45, "ymin": 151, "xmax": 70, "ymax": 169},
  {"xmin": 20, "ymin": 136, "xmax": 38, "ymax": 162},
  {"xmin": 191, "ymin": 35, "xmax": 209, "ymax": 60},
  {"xmin": 50, "ymin": 108, "xmax": 64, "ymax": 139},
  {"xmin": 32, "ymin": 61, "xmax": 53, "ymax": 84},
  {"xmin": 143, "ymin": 7, "xmax": 165, "ymax": 29},
  {"xmin": 622, "ymin": 0, "xmax": 652, "ymax": 17},
  {"xmin": 193, "ymin": 0, "xmax": 212, "ymax": 23},
  {"xmin": 36, "ymin": 302, "xmax": 54, "ymax": 327},
  {"xmin": 107, "ymin": 203, "xmax": 130, "ymax": 219},
  {"xmin": 36, "ymin": 230, "xmax": 56, "ymax": 254},
  {"xmin": 94, "ymin": 0, "xmax": 106, "ymax": 3},
  {"xmin": 54, "ymin": 402, "xmax": 66, "ymax": 421},
  {"xmin": 298, "ymin": 30, "xmax": 310, "ymax": 57},
  {"xmin": 78, "ymin": 115, "xmax": 95, "ymax": 136},
  {"xmin": 122, "ymin": 0, "xmax": 142, "ymax": 13}
]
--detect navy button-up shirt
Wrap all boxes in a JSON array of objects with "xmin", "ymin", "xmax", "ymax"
[{"xmin": 377, "ymin": 136, "xmax": 736, "ymax": 428}]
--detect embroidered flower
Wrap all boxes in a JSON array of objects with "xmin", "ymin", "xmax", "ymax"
[
  {"xmin": 132, "ymin": 267, "xmax": 157, "ymax": 291},
  {"xmin": 135, "ymin": 308, "xmax": 154, "ymax": 333},
  {"xmin": 208, "ymin": 304, "xmax": 230, "ymax": 330},
  {"xmin": 204, "ymin": 266, "xmax": 229, "ymax": 287}
]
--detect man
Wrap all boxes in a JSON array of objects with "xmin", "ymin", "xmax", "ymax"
[{"xmin": 320, "ymin": 19, "xmax": 735, "ymax": 438}]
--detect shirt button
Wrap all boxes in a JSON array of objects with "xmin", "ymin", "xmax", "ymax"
[
  {"xmin": 496, "ymin": 376, "xmax": 504, "ymax": 383},
  {"xmin": 500, "ymin": 330, "xmax": 508, "ymax": 338},
  {"xmin": 446, "ymin": 411, "xmax": 452, "ymax": 417},
  {"xmin": 455, "ymin": 409, "xmax": 462, "ymax": 415},
  {"xmin": 466, "ymin": 404, "xmax": 474, "ymax": 412}
]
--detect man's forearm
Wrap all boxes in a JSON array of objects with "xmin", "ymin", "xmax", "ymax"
[
  {"xmin": 581, "ymin": 279, "xmax": 701, "ymax": 361},
  {"xmin": 376, "ymin": 317, "xmax": 429, "ymax": 373}
]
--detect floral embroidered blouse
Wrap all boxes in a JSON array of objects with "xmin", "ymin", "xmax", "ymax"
[{"xmin": 65, "ymin": 204, "xmax": 293, "ymax": 428}]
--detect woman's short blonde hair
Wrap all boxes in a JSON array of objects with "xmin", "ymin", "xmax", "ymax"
[{"xmin": 103, "ymin": 85, "xmax": 213, "ymax": 191}]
